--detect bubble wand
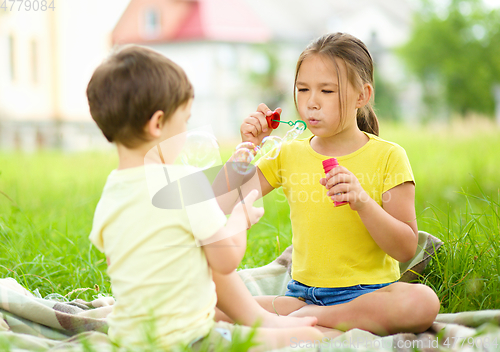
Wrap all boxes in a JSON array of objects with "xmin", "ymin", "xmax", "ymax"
[
  {"xmin": 272, "ymin": 119, "xmax": 307, "ymax": 130},
  {"xmin": 230, "ymin": 110, "xmax": 307, "ymax": 176},
  {"xmin": 266, "ymin": 110, "xmax": 307, "ymax": 131}
]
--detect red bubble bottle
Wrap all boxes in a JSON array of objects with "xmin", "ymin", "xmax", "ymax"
[{"xmin": 322, "ymin": 158, "xmax": 348, "ymax": 207}]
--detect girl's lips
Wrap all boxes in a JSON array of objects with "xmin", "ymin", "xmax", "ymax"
[{"xmin": 308, "ymin": 118, "xmax": 320, "ymax": 126}]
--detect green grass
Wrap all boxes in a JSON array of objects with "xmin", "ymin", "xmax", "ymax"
[
  {"xmin": 421, "ymin": 188, "xmax": 500, "ymax": 312},
  {"xmin": 0, "ymin": 152, "xmax": 116, "ymax": 299},
  {"xmin": 1, "ymin": 120, "xmax": 500, "ymax": 347}
]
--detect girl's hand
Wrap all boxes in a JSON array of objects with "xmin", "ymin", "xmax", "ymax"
[
  {"xmin": 228, "ymin": 141, "xmax": 258, "ymax": 162},
  {"xmin": 320, "ymin": 166, "xmax": 370, "ymax": 212},
  {"xmin": 240, "ymin": 104, "xmax": 281, "ymax": 146}
]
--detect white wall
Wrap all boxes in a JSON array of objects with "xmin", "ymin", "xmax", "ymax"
[
  {"xmin": 0, "ymin": 11, "xmax": 53, "ymax": 120},
  {"xmin": 52, "ymin": 0, "xmax": 129, "ymax": 121},
  {"xmin": 0, "ymin": 1, "xmax": 129, "ymax": 150},
  {"xmin": 0, "ymin": 0, "xmax": 129, "ymax": 122}
]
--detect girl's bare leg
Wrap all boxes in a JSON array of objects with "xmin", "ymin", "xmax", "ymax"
[
  {"xmin": 288, "ymin": 282, "xmax": 440, "ymax": 335},
  {"xmin": 254, "ymin": 295, "xmax": 308, "ymax": 315},
  {"xmin": 213, "ymin": 270, "xmax": 318, "ymax": 328}
]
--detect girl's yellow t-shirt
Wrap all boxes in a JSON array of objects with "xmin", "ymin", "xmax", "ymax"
[{"xmin": 257, "ymin": 132, "xmax": 414, "ymax": 288}]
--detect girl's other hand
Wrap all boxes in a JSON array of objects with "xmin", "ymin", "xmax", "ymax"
[
  {"xmin": 320, "ymin": 166, "xmax": 370, "ymax": 212},
  {"xmin": 240, "ymin": 104, "xmax": 281, "ymax": 146}
]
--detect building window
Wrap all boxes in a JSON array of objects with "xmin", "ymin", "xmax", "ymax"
[
  {"xmin": 143, "ymin": 8, "xmax": 161, "ymax": 38},
  {"xmin": 9, "ymin": 34, "xmax": 15, "ymax": 81},
  {"xmin": 31, "ymin": 39, "xmax": 38, "ymax": 84}
]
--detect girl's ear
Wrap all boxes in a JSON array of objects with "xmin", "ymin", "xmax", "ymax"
[
  {"xmin": 356, "ymin": 83, "xmax": 373, "ymax": 108},
  {"xmin": 145, "ymin": 111, "xmax": 165, "ymax": 139}
]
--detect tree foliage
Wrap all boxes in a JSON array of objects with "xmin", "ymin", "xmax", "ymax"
[{"xmin": 399, "ymin": 0, "xmax": 500, "ymax": 116}]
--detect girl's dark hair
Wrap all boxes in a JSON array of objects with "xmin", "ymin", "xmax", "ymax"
[
  {"xmin": 294, "ymin": 32, "xmax": 379, "ymax": 136},
  {"xmin": 86, "ymin": 45, "xmax": 194, "ymax": 148}
]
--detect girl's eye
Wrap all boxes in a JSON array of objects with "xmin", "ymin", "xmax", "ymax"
[
  {"xmin": 298, "ymin": 88, "xmax": 308, "ymax": 92},
  {"xmin": 322, "ymin": 90, "xmax": 334, "ymax": 94}
]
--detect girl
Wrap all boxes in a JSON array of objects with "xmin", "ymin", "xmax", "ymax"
[{"xmin": 238, "ymin": 32, "xmax": 440, "ymax": 335}]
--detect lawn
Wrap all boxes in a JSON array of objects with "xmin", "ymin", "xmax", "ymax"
[{"xmin": 1, "ymin": 119, "xmax": 500, "ymax": 314}]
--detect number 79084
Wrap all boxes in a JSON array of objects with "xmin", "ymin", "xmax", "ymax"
[{"xmin": 1, "ymin": 0, "xmax": 55, "ymax": 11}]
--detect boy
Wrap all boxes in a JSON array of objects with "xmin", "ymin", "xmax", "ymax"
[{"xmin": 86, "ymin": 45, "xmax": 322, "ymax": 351}]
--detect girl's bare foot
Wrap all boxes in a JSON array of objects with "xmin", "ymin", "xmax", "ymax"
[
  {"xmin": 259, "ymin": 313, "xmax": 318, "ymax": 328},
  {"xmin": 315, "ymin": 325, "xmax": 344, "ymax": 339},
  {"xmin": 215, "ymin": 306, "xmax": 317, "ymax": 328}
]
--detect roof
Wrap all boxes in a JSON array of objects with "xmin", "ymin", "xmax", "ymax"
[{"xmin": 112, "ymin": 0, "xmax": 270, "ymax": 45}]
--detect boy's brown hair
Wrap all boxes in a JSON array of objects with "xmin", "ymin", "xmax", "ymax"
[{"xmin": 86, "ymin": 45, "xmax": 194, "ymax": 148}]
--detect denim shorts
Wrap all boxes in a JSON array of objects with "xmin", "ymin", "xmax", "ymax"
[{"xmin": 285, "ymin": 279, "xmax": 394, "ymax": 306}]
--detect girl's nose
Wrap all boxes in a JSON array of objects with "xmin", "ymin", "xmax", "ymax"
[{"xmin": 307, "ymin": 94, "xmax": 319, "ymax": 109}]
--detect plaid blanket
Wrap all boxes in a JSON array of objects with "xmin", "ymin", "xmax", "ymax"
[
  {"xmin": 0, "ymin": 277, "xmax": 113, "ymax": 351},
  {"xmin": 2, "ymin": 231, "xmax": 500, "ymax": 351}
]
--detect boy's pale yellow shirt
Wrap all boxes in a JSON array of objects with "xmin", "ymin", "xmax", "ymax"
[
  {"xmin": 257, "ymin": 132, "xmax": 414, "ymax": 288},
  {"xmin": 89, "ymin": 165, "xmax": 227, "ymax": 348}
]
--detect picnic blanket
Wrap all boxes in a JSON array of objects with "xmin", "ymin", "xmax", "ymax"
[{"xmin": 2, "ymin": 231, "xmax": 500, "ymax": 351}]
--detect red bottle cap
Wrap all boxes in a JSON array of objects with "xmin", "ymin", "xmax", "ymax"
[
  {"xmin": 322, "ymin": 157, "xmax": 348, "ymax": 207},
  {"xmin": 322, "ymin": 158, "xmax": 339, "ymax": 172},
  {"xmin": 266, "ymin": 110, "xmax": 281, "ymax": 129}
]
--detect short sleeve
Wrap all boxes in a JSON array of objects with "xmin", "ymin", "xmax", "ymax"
[
  {"xmin": 382, "ymin": 145, "xmax": 415, "ymax": 193},
  {"xmin": 88, "ymin": 195, "xmax": 109, "ymax": 253},
  {"xmin": 255, "ymin": 148, "xmax": 282, "ymax": 188},
  {"xmin": 89, "ymin": 228, "xmax": 104, "ymax": 252}
]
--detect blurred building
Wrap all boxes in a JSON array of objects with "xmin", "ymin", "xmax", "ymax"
[
  {"xmin": 0, "ymin": 1, "xmax": 124, "ymax": 151},
  {"xmin": 0, "ymin": 0, "xmax": 417, "ymax": 151},
  {"xmin": 112, "ymin": 0, "xmax": 272, "ymax": 141}
]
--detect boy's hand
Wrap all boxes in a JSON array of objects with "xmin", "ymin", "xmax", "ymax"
[
  {"xmin": 230, "ymin": 189, "xmax": 264, "ymax": 230},
  {"xmin": 320, "ymin": 166, "xmax": 371, "ymax": 212},
  {"xmin": 240, "ymin": 104, "xmax": 281, "ymax": 146}
]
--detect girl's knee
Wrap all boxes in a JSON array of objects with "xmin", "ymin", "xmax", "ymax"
[
  {"xmin": 410, "ymin": 284, "xmax": 440, "ymax": 311},
  {"xmin": 406, "ymin": 284, "xmax": 440, "ymax": 331}
]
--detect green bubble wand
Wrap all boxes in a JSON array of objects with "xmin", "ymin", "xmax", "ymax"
[{"xmin": 272, "ymin": 119, "xmax": 307, "ymax": 130}]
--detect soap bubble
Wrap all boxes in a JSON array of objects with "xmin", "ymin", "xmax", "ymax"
[
  {"xmin": 230, "ymin": 121, "xmax": 306, "ymax": 175},
  {"xmin": 231, "ymin": 149, "xmax": 254, "ymax": 174},
  {"xmin": 234, "ymin": 142, "xmax": 260, "ymax": 159},
  {"xmin": 232, "ymin": 148, "xmax": 254, "ymax": 164},
  {"xmin": 180, "ymin": 131, "xmax": 220, "ymax": 170},
  {"xmin": 231, "ymin": 142, "xmax": 259, "ymax": 174},
  {"xmin": 259, "ymin": 136, "xmax": 282, "ymax": 160},
  {"xmin": 282, "ymin": 123, "xmax": 306, "ymax": 143}
]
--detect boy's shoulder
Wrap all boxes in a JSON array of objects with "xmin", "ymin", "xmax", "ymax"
[
  {"xmin": 104, "ymin": 165, "xmax": 148, "ymax": 185},
  {"xmin": 103, "ymin": 164, "xmax": 198, "ymax": 187},
  {"xmin": 90, "ymin": 163, "xmax": 199, "ymax": 252}
]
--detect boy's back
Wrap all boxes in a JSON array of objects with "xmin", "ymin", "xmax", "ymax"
[{"xmin": 90, "ymin": 164, "xmax": 226, "ymax": 348}]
